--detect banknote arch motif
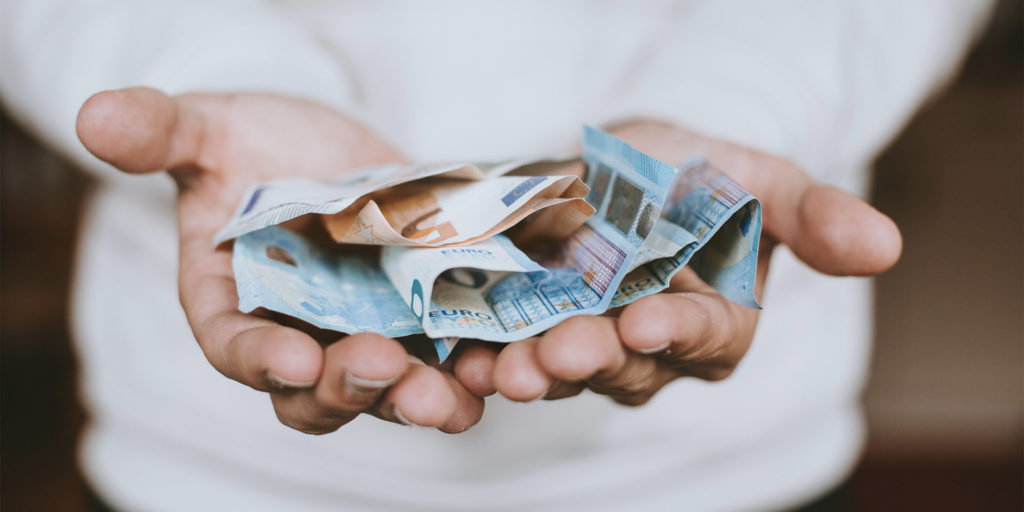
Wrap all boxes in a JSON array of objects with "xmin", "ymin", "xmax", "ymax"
[{"xmin": 227, "ymin": 127, "xmax": 762, "ymax": 361}]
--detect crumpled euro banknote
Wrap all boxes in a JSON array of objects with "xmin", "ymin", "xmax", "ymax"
[
  {"xmin": 321, "ymin": 174, "xmax": 593, "ymax": 246},
  {"xmin": 611, "ymin": 158, "xmax": 761, "ymax": 309},
  {"xmin": 215, "ymin": 158, "xmax": 589, "ymax": 246},
  {"xmin": 383, "ymin": 125, "xmax": 677, "ymax": 357},
  {"xmin": 232, "ymin": 227, "xmax": 540, "ymax": 340},
  {"xmin": 229, "ymin": 126, "xmax": 761, "ymax": 361}
]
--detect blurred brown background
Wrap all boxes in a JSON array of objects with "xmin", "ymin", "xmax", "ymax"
[
  {"xmin": 1, "ymin": 4, "xmax": 1021, "ymax": 511},
  {"xmin": 857, "ymin": 2, "xmax": 1023, "ymax": 509}
]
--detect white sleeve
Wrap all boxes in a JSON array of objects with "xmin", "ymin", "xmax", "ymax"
[
  {"xmin": 599, "ymin": 0, "xmax": 993, "ymax": 175},
  {"xmin": 0, "ymin": 0, "xmax": 359, "ymax": 179}
]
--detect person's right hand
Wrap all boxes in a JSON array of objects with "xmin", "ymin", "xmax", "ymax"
[{"xmin": 76, "ymin": 87, "xmax": 485, "ymax": 434}]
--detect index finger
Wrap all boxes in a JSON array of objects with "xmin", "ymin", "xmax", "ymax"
[
  {"xmin": 178, "ymin": 239, "xmax": 325, "ymax": 391},
  {"xmin": 616, "ymin": 266, "xmax": 761, "ymax": 380}
]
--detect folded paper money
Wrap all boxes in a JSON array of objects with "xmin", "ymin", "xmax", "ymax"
[
  {"xmin": 229, "ymin": 127, "xmax": 762, "ymax": 361},
  {"xmin": 611, "ymin": 157, "xmax": 761, "ymax": 309},
  {"xmin": 322, "ymin": 174, "xmax": 593, "ymax": 246},
  {"xmin": 215, "ymin": 158, "xmax": 590, "ymax": 246}
]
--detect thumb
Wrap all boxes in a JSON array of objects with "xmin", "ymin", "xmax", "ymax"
[
  {"xmin": 786, "ymin": 185, "xmax": 902, "ymax": 276},
  {"xmin": 76, "ymin": 87, "xmax": 204, "ymax": 174},
  {"xmin": 760, "ymin": 164, "xmax": 902, "ymax": 277}
]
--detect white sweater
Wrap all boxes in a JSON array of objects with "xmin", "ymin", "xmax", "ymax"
[{"xmin": 0, "ymin": 1, "xmax": 989, "ymax": 511}]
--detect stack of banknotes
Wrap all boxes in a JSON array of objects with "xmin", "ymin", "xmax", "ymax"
[{"xmin": 217, "ymin": 127, "xmax": 762, "ymax": 361}]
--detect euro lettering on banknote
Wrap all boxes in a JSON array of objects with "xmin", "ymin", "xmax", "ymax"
[
  {"xmin": 230, "ymin": 127, "xmax": 762, "ymax": 361},
  {"xmin": 386, "ymin": 126, "xmax": 677, "ymax": 357},
  {"xmin": 235, "ymin": 222, "xmax": 559, "ymax": 341}
]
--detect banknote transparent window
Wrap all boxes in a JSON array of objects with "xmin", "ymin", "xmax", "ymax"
[
  {"xmin": 585, "ymin": 163, "xmax": 612, "ymax": 209},
  {"xmin": 265, "ymin": 245, "xmax": 297, "ymax": 267},
  {"xmin": 636, "ymin": 202, "xmax": 656, "ymax": 238},
  {"xmin": 439, "ymin": 268, "xmax": 488, "ymax": 289},
  {"xmin": 607, "ymin": 175, "xmax": 643, "ymax": 236}
]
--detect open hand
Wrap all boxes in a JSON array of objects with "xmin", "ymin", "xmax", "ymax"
[
  {"xmin": 452, "ymin": 120, "xmax": 903, "ymax": 405},
  {"xmin": 76, "ymin": 87, "xmax": 484, "ymax": 433}
]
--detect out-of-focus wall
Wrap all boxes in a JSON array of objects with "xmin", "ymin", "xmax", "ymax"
[
  {"xmin": 0, "ymin": 109, "xmax": 91, "ymax": 510},
  {"xmin": 866, "ymin": 0, "xmax": 1022, "ymax": 465}
]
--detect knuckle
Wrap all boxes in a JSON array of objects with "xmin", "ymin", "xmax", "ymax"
[
  {"xmin": 608, "ymin": 376, "xmax": 653, "ymax": 396},
  {"xmin": 542, "ymin": 381, "xmax": 585, "ymax": 401},
  {"xmin": 593, "ymin": 372, "xmax": 655, "ymax": 395},
  {"xmin": 611, "ymin": 393, "xmax": 654, "ymax": 407},
  {"xmin": 673, "ymin": 343, "xmax": 729, "ymax": 368},
  {"xmin": 657, "ymin": 298, "xmax": 754, "ymax": 372},
  {"xmin": 314, "ymin": 382, "xmax": 377, "ymax": 415},
  {"xmin": 274, "ymin": 409, "xmax": 339, "ymax": 435},
  {"xmin": 297, "ymin": 425, "xmax": 338, "ymax": 435},
  {"xmin": 272, "ymin": 392, "xmax": 353, "ymax": 434},
  {"xmin": 702, "ymin": 365, "xmax": 737, "ymax": 382},
  {"xmin": 677, "ymin": 360, "xmax": 738, "ymax": 382},
  {"xmin": 669, "ymin": 354, "xmax": 732, "ymax": 380},
  {"xmin": 711, "ymin": 307, "xmax": 744, "ymax": 348},
  {"xmin": 591, "ymin": 363, "xmax": 658, "ymax": 397}
]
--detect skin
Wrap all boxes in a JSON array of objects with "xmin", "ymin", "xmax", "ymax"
[
  {"xmin": 76, "ymin": 87, "xmax": 482, "ymax": 434},
  {"xmin": 470, "ymin": 121, "xmax": 903, "ymax": 405},
  {"xmin": 76, "ymin": 88, "xmax": 901, "ymax": 432}
]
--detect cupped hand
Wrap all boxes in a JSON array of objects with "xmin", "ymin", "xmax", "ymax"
[
  {"xmin": 453, "ymin": 120, "xmax": 902, "ymax": 406},
  {"xmin": 76, "ymin": 87, "xmax": 484, "ymax": 433}
]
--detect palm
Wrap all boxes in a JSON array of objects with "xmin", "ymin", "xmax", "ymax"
[
  {"xmin": 480, "ymin": 121, "xmax": 901, "ymax": 405},
  {"xmin": 77, "ymin": 89, "xmax": 901, "ymax": 425},
  {"xmin": 172, "ymin": 92, "xmax": 403, "ymax": 233},
  {"xmin": 77, "ymin": 88, "xmax": 483, "ymax": 434}
]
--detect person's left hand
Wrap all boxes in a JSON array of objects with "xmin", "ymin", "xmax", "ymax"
[{"xmin": 449, "ymin": 120, "xmax": 903, "ymax": 405}]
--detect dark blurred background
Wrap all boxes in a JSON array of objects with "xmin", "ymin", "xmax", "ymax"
[{"xmin": 2, "ymin": 4, "xmax": 1021, "ymax": 510}]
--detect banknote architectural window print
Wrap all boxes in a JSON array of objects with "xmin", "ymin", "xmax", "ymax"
[
  {"xmin": 607, "ymin": 175, "xmax": 645, "ymax": 236},
  {"xmin": 226, "ymin": 127, "xmax": 762, "ymax": 360}
]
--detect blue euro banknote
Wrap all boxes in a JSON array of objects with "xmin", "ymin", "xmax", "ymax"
[
  {"xmin": 394, "ymin": 126, "xmax": 678, "ymax": 357},
  {"xmin": 610, "ymin": 158, "xmax": 762, "ymax": 309},
  {"xmin": 232, "ymin": 226, "xmax": 424, "ymax": 338},
  {"xmin": 231, "ymin": 127, "xmax": 761, "ymax": 362}
]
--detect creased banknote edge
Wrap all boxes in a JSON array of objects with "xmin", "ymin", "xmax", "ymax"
[
  {"xmin": 609, "ymin": 197, "xmax": 763, "ymax": 310},
  {"xmin": 231, "ymin": 227, "xmax": 431, "ymax": 337},
  {"xmin": 427, "ymin": 127, "xmax": 679, "ymax": 347},
  {"xmin": 700, "ymin": 198, "xmax": 762, "ymax": 309},
  {"xmin": 214, "ymin": 158, "xmax": 579, "ymax": 247},
  {"xmin": 319, "ymin": 175, "xmax": 589, "ymax": 248},
  {"xmin": 213, "ymin": 198, "xmax": 361, "ymax": 247}
]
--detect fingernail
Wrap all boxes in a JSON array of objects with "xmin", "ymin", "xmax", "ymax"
[
  {"xmin": 635, "ymin": 341, "xmax": 671, "ymax": 355},
  {"xmin": 393, "ymin": 407, "xmax": 414, "ymax": 426},
  {"xmin": 345, "ymin": 373, "xmax": 398, "ymax": 395},
  {"xmin": 266, "ymin": 372, "xmax": 315, "ymax": 390}
]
